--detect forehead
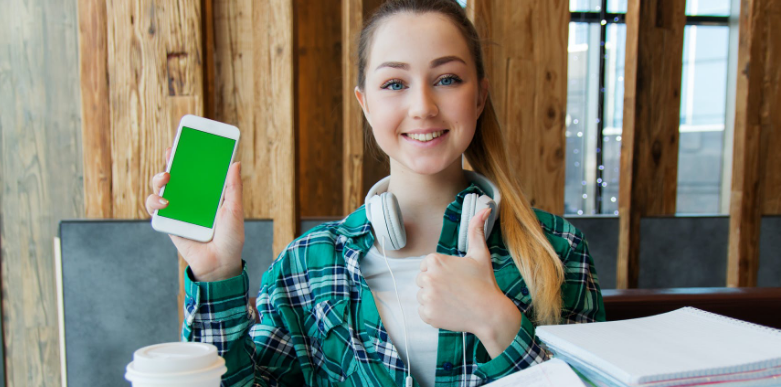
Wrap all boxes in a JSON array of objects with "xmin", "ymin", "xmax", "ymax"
[{"xmin": 368, "ymin": 12, "xmax": 473, "ymax": 71}]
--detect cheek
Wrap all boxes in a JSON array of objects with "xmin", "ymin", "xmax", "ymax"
[{"xmin": 366, "ymin": 95, "xmax": 405, "ymax": 145}]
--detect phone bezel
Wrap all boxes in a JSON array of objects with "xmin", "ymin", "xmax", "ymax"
[{"xmin": 151, "ymin": 114, "xmax": 240, "ymax": 242}]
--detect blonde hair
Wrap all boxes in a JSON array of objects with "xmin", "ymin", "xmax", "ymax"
[{"xmin": 358, "ymin": 0, "xmax": 565, "ymax": 324}]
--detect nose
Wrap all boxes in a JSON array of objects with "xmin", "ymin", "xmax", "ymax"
[{"xmin": 408, "ymin": 85, "xmax": 439, "ymax": 119}]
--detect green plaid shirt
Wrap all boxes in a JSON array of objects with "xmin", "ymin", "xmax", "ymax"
[{"xmin": 183, "ymin": 183, "xmax": 605, "ymax": 386}]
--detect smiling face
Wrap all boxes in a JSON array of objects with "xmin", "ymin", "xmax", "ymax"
[{"xmin": 355, "ymin": 12, "xmax": 488, "ymax": 176}]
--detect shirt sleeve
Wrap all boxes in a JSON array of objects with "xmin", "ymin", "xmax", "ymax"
[
  {"xmin": 474, "ymin": 227, "xmax": 606, "ymax": 381},
  {"xmin": 182, "ymin": 260, "xmax": 304, "ymax": 387}
]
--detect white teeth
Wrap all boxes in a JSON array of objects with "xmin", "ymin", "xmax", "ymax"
[{"xmin": 407, "ymin": 130, "xmax": 445, "ymax": 142}]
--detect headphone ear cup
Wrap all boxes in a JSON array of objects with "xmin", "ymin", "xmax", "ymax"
[
  {"xmin": 380, "ymin": 192, "xmax": 406, "ymax": 250},
  {"xmin": 458, "ymin": 193, "xmax": 477, "ymax": 253}
]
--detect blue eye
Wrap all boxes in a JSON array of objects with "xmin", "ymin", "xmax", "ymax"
[
  {"xmin": 437, "ymin": 75, "xmax": 462, "ymax": 86},
  {"xmin": 381, "ymin": 80, "xmax": 405, "ymax": 90}
]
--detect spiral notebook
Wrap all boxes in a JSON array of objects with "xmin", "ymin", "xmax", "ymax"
[{"xmin": 536, "ymin": 307, "xmax": 781, "ymax": 387}]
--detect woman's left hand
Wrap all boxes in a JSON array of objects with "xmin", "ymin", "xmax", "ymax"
[{"xmin": 415, "ymin": 208, "xmax": 522, "ymax": 356}]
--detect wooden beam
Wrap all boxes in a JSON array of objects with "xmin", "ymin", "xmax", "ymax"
[
  {"xmin": 297, "ymin": 0, "xmax": 343, "ymax": 218},
  {"xmin": 254, "ymin": 0, "xmax": 296, "ymax": 256},
  {"xmin": 343, "ymin": 0, "xmax": 364, "ymax": 215},
  {"xmin": 106, "ymin": 0, "xmax": 205, "ymax": 219},
  {"xmin": 727, "ymin": 0, "xmax": 781, "ymax": 287},
  {"xmin": 617, "ymin": 0, "xmax": 686, "ymax": 289},
  {"xmin": 1, "ymin": 0, "xmax": 85, "ymax": 384},
  {"xmin": 468, "ymin": 0, "xmax": 569, "ymax": 215},
  {"xmin": 79, "ymin": 0, "xmax": 113, "ymax": 219}
]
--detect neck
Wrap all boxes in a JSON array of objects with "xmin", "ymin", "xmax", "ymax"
[{"xmin": 386, "ymin": 158, "xmax": 469, "ymax": 216}]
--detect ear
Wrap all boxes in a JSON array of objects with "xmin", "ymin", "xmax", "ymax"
[
  {"xmin": 354, "ymin": 86, "xmax": 373, "ymax": 127},
  {"xmin": 476, "ymin": 78, "xmax": 489, "ymax": 117}
]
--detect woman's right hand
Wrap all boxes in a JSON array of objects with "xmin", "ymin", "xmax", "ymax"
[{"xmin": 146, "ymin": 147, "xmax": 245, "ymax": 282}]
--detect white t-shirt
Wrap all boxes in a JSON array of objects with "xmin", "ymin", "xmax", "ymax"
[{"xmin": 361, "ymin": 245, "xmax": 440, "ymax": 387}]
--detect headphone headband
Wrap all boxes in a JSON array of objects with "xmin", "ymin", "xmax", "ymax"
[{"xmin": 364, "ymin": 170, "xmax": 501, "ymax": 219}]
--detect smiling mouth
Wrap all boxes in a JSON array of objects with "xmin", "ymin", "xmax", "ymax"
[{"xmin": 402, "ymin": 130, "xmax": 449, "ymax": 142}]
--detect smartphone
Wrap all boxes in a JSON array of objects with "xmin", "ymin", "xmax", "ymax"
[{"xmin": 151, "ymin": 115, "xmax": 240, "ymax": 242}]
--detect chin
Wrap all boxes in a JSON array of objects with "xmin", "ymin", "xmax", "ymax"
[{"xmin": 401, "ymin": 155, "xmax": 461, "ymax": 175}]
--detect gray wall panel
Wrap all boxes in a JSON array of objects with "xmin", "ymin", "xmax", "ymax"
[
  {"xmin": 565, "ymin": 217, "xmax": 619, "ymax": 289},
  {"xmin": 244, "ymin": 220, "xmax": 275, "ymax": 297},
  {"xmin": 638, "ymin": 216, "xmax": 729, "ymax": 288},
  {"xmin": 60, "ymin": 221, "xmax": 179, "ymax": 386},
  {"xmin": 759, "ymin": 216, "xmax": 781, "ymax": 287}
]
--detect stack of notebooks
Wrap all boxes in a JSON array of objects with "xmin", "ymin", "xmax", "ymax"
[{"xmin": 535, "ymin": 307, "xmax": 781, "ymax": 387}]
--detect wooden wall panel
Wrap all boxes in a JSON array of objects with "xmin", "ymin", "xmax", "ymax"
[
  {"xmin": 468, "ymin": 0, "xmax": 568, "ymax": 215},
  {"xmin": 728, "ymin": 0, "xmax": 781, "ymax": 287},
  {"xmin": 207, "ymin": 0, "xmax": 296, "ymax": 255},
  {"xmin": 297, "ymin": 0, "xmax": 344, "ymax": 217},
  {"xmin": 106, "ymin": 0, "xmax": 205, "ymax": 219},
  {"xmin": 343, "ymin": 0, "xmax": 365, "ymax": 215},
  {"xmin": 79, "ymin": 0, "xmax": 113, "ymax": 219},
  {"xmin": 617, "ymin": 0, "xmax": 686, "ymax": 289},
  {"xmin": 1, "ymin": 0, "xmax": 85, "ymax": 384}
]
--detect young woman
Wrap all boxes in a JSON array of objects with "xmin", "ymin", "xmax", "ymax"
[{"xmin": 146, "ymin": 0, "xmax": 604, "ymax": 386}]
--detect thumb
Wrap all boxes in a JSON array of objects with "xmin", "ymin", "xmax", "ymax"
[
  {"xmin": 222, "ymin": 162, "xmax": 244, "ymax": 218},
  {"xmin": 466, "ymin": 207, "xmax": 491, "ymax": 259}
]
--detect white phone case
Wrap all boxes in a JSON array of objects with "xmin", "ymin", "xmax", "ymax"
[{"xmin": 151, "ymin": 115, "xmax": 240, "ymax": 242}]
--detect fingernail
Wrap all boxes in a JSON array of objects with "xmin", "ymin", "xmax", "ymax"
[
  {"xmin": 484, "ymin": 208, "xmax": 492, "ymax": 221},
  {"xmin": 159, "ymin": 198, "xmax": 168, "ymax": 205}
]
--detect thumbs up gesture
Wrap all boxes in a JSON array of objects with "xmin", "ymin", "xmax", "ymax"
[{"xmin": 415, "ymin": 208, "xmax": 522, "ymax": 355}]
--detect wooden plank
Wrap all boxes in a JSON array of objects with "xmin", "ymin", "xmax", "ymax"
[
  {"xmin": 208, "ymin": 0, "xmax": 295, "ymax": 256},
  {"xmin": 343, "ymin": 0, "xmax": 364, "ymax": 215},
  {"xmin": 106, "ymin": 0, "xmax": 204, "ymax": 219},
  {"xmin": 0, "ymin": 0, "xmax": 85, "ymax": 384},
  {"xmin": 727, "ymin": 0, "xmax": 781, "ymax": 286},
  {"xmin": 468, "ymin": 0, "xmax": 568, "ymax": 215},
  {"xmin": 617, "ymin": 0, "xmax": 686, "ymax": 289},
  {"xmin": 759, "ymin": 3, "xmax": 781, "ymax": 215},
  {"xmin": 78, "ymin": 0, "xmax": 113, "ymax": 219},
  {"xmin": 254, "ymin": 1, "xmax": 296, "ymax": 255},
  {"xmin": 297, "ymin": 0, "xmax": 343, "ymax": 217}
]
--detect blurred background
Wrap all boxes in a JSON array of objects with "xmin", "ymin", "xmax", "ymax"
[{"xmin": 1, "ymin": 0, "xmax": 779, "ymax": 385}]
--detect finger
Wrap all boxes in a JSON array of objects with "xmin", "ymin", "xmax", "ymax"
[
  {"xmin": 419, "ymin": 253, "xmax": 439, "ymax": 273},
  {"xmin": 221, "ymin": 162, "xmax": 244, "ymax": 219},
  {"xmin": 466, "ymin": 208, "xmax": 491, "ymax": 259},
  {"xmin": 165, "ymin": 147, "xmax": 172, "ymax": 166},
  {"xmin": 151, "ymin": 172, "xmax": 170, "ymax": 195},
  {"xmin": 415, "ymin": 272, "xmax": 427, "ymax": 288},
  {"xmin": 146, "ymin": 194, "xmax": 169, "ymax": 216}
]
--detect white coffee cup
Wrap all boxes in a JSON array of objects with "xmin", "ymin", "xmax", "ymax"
[{"xmin": 125, "ymin": 342, "xmax": 227, "ymax": 387}]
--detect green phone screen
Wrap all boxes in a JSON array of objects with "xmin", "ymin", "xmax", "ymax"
[{"xmin": 158, "ymin": 126, "xmax": 236, "ymax": 228}]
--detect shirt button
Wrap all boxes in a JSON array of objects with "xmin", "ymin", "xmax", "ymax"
[
  {"xmin": 447, "ymin": 214, "xmax": 459, "ymax": 222},
  {"xmin": 521, "ymin": 288, "xmax": 529, "ymax": 296},
  {"xmin": 443, "ymin": 362, "xmax": 453, "ymax": 372}
]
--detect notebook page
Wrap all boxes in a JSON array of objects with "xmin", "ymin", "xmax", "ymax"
[
  {"xmin": 483, "ymin": 358, "xmax": 585, "ymax": 387},
  {"xmin": 536, "ymin": 307, "xmax": 781, "ymax": 385}
]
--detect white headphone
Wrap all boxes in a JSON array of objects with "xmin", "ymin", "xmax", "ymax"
[{"xmin": 364, "ymin": 170, "xmax": 501, "ymax": 253}]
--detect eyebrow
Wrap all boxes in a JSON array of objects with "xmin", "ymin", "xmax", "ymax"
[{"xmin": 374, "ymin": 55, "xmax": 467, "ymax": 71}]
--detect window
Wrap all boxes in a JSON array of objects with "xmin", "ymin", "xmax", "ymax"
[{"xmin": 565, "ymin": 0, "xmax": 733, "ymax": 215}]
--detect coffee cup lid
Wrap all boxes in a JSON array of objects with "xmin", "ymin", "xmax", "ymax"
[{"xmin": 126, "ymin": 342, "xmax": 226, "ymax": 382}]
